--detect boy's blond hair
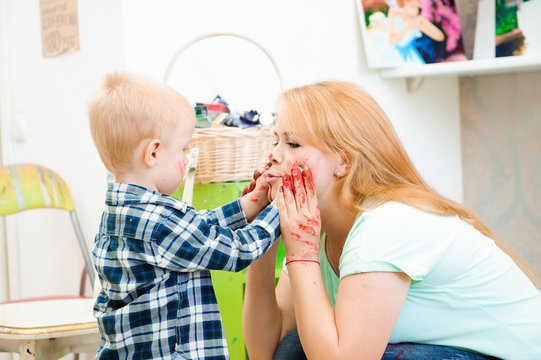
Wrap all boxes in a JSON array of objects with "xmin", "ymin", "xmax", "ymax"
[{"xmin": 88, "ymin": 72, "xmax": 194, "ymax": 176}]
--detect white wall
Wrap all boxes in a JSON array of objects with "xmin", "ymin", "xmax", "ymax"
[
  {"xmin": 0, "ymin": 0, "xmax": 124, "ymax": 300},
  {"xmin": 121, "ymin": 0, "xmax": 462, "ymax": 201},
  {"xmin": 0, "ymin": 0, "xmax": 461, "ymax": 302}
]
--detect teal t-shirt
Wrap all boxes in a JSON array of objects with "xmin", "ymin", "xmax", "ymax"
[{"xmin": 289, "ymin": 201, "xmax": 541, "ymax": 359}]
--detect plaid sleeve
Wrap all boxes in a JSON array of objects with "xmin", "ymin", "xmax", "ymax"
[
  {"xmin": 156, "ymin": 204, "xmax": 280, "ymax": 272},
  {"xmin": 197, "ymin": 199, "xmax": 248, "ymax": 230}
]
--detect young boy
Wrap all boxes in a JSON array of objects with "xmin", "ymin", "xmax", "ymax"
[{"xmin": 87, "ymin": 72, "xmax": 279, "ymax": 360}]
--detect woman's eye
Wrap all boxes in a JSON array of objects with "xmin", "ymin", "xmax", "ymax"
[{"xmin": 287, "ymin": 142, "xmax": 300, "ymax": 148}]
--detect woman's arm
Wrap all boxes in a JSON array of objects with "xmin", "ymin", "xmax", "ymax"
[
  {"xmin": 288, "ymin": 266, "xmax": 410, "ymax": 359},
  {"xmin": 243, "ymin": 240, "xmax": 297, "ymax": 359},
  {"xmin": 276, "ymin": 167, "xmax": 412, "ymax": 359}
]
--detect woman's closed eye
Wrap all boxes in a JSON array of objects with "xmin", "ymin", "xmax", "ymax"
[{"xmin": 287, "ymin": 142, "xmax": 300, "ymax": 148}]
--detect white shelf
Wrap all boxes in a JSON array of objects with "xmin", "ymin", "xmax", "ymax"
[{"xmin": 378, "ymin": 56, "xmax": 541, "ymax": 78}]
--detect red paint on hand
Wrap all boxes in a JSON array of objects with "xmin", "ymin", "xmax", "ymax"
[
  {"xmin": 298, "ymin": 224, "xmax": 317, "ymax": 236},
  {"xmin": 304, "ymin": 215, "xmax": 321, "ymax": 226},
  {"xmin": 290, "ymin": 232, "xmax": 301, "ymax": 240}
]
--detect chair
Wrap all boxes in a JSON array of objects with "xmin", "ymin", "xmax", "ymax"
[{"xmin": 0, "ymin": 164, "xmax": 100, "ymax": 359}]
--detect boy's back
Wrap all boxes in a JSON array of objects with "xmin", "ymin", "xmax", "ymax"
[{"xmin": 94, "ymin": 183, "xmax": 279, "ymax": 359}]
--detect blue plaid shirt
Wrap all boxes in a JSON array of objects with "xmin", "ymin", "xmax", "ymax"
[{"xmin": 93, "ymin": 183, "xmax": 280, "ymax": 360}]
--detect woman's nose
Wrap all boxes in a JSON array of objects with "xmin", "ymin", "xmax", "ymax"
[{"xmin": 269, "ymin": 147, "xmax": 282, "ymax": 164}]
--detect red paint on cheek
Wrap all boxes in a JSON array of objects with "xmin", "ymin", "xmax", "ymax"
[{"xmin": 176, "ymin": 160, "xmax": 186, "ymax": 179}]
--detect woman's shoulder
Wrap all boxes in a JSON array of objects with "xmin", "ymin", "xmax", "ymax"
[
  {"xmin": 352, "ymin": 201, "xmax": 462, "ymax": 241},
  {"xmin": 360, "ymin": 201, "xmax": 439, "ymax": 223}
]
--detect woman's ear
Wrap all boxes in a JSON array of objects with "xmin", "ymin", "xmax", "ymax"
[
  {"xmin": 335, "ymin": 152, "xmax": 350, "ymax": 178},
  {"xmin": 143, "ymin": 139, "xmax": 161, "ymax": 168}
]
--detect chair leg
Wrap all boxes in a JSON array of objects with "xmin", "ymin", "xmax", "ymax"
[
  {"xmin": 19, "ymin": 339, "xmax": 56, "ymax": 360},
  {"xmin": 79, "ymin": 266, "xmax": 87, "ymax": 296},
  {"xmin": 19, "ymin": 340, "xmax": 37, "ymax": 360}
]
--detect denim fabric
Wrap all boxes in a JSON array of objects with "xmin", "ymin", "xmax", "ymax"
[
  {"xmin": 272, "ymin": 330, "xmax": 500, "ymax": 360},
  {"xmin": 382, "ymin": 343, "xmax": 501, "ymax": 360},
  {"xmin": 273, "ymin": 330, "xmax": 307, "ymax": 360}
]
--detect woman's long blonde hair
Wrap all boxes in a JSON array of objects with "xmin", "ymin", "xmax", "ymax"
[{"xmin": 277, "ymin": 80, "xmax": 540, "ymax": 289}]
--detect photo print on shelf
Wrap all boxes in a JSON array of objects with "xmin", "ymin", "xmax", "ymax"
[{"xmin": 357, "ymin": 0, "xmax": 468, "ymax": 68}]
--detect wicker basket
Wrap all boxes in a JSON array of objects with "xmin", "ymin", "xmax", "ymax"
[
  {"xmin": 164, "ymin": 32, "xmax": 283, "ymax": 184},
  {"xmin": 185, "ymin": 126, "xmax": 274, "ymax": 183}
]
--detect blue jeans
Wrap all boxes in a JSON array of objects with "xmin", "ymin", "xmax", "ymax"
[{"xmin": 272, "ymin": 330, "xmax": 500, "ymax": 360}]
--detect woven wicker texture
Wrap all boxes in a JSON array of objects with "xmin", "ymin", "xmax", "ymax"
[
  {"xmin": 187, "ymin": 126, "xmax": 274, "ymax": 183},
  {"xmin": 164, "ymin": 32, "xmax": 282, "ymax": 183}
]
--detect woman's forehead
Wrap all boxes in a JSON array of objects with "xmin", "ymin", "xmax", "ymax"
[{"xmin": 273, "ymin": 119, "xmax": 292, "ymax": 135}]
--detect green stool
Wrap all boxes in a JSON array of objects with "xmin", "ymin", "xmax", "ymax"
[{"xmin": 173, "ymin": 182, "xmax": 284, "ymax": 360}]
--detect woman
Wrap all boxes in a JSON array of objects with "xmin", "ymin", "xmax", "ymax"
[{"xmin": 242, "ymin": 80, "xmax": 541, "ymax": 359}]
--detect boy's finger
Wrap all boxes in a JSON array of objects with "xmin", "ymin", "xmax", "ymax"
[
  {"xmin": 253, "ymin": 170, "xmax": 262, "ymax": 181},
  {"xmin": 241, "ymin": 180, "xmax": 256, "ymax": 197},
  {"xmin": 241, "ymin": 185, "xmax": 249, "ymax": 197},
  {"xmin": 248, "ymin": 180, "xmax": 256, "ymax": 193}
]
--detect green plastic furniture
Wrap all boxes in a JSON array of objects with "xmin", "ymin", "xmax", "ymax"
[{"xmin": 173, "ymin": 182, "xmax": 284, "ymax": 360}]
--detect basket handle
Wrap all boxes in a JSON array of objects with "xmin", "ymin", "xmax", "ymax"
[{"xmin": 163, "ymin": 32, "xmax": 285, "ymax": 91}]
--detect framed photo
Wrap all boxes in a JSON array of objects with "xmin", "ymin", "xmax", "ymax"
[{"xmin": 357, "ymin": 0, "xmax": 468, "ymax": 68}]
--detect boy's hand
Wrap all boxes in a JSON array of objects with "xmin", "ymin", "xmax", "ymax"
[
  {"xmin": 240, "ymin": 168, "xmax": 271, "ymax": 222},
  {"xmin": 241, "ymin": 170, "xmax": 261, "ymax": 197}
]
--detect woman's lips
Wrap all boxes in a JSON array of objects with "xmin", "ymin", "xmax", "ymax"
[{"xmin": 264, "ymin": 173, "xmax": 282, "ymax": 182}]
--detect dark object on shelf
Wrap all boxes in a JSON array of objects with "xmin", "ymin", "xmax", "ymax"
[{"xmin": 240, "ymin": 110, "xmax": 259, "ymax": 124}]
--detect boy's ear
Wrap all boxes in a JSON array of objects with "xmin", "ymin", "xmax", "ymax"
[{"xmin": 143, "ymin": 139, "xmax": 161, "ymax": 168}]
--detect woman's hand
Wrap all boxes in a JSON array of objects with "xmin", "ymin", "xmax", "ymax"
[{"xmin": 275, "ymin": 166, "xmax": 321, "ymax": 263}]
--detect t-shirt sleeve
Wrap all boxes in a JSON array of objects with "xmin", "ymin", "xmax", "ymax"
[{"xmin": 339, "ymin": 203, "xmax": 455, "ymax": 282}]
